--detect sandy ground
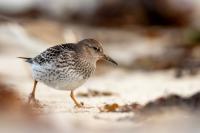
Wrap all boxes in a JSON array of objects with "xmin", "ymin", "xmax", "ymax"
[
  {"xmin": 1, "ymin": 56, "xmax": 200, "ymax": 133},
  {"xmin": 0, "ymin": 23, "xmax": 200, "ymax": 133}
]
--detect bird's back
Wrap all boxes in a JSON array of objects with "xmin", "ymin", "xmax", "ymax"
[{"xmin": 32, "ymin": 43, "xmax": 77, "ymax": 65}]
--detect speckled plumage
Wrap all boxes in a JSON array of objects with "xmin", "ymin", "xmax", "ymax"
[
  {"xmin": 30, "ymin": 43, "xmax": 95, "ymax": 90},
  {"xmin": 19, "ymin": 38, "xmax": 117, "ymax": 107}
]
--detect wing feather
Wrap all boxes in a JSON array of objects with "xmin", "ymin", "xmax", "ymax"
[{"xmin": 32, "ymin": 43, "xmax": 77, "ymax": 65}]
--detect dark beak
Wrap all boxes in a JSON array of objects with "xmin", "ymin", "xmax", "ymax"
[{"xmin": 103, "ymin": 54, "xmax": 118, "ymax": 66}]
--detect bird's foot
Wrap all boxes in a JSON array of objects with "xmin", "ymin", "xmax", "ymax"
[
  {"xmin": 74, "ymin": 102, "xmax": 94, "ymax": 109},
  {"xmin": 75, "ymin": 102, "xmax": 84, "ymax": 108},
  {"xmin": 28, "ymin": 94, "xmax": 42, "ymax": 108}
]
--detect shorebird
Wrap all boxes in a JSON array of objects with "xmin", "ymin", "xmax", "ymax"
[{"xmin": 19, "ymin": 39, "xmax": 117, "ymax": 107}]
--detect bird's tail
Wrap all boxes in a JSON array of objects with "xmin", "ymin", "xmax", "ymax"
[{"xmin": 18, "ymin": 57, "xmax": 33, "ymax": 63}]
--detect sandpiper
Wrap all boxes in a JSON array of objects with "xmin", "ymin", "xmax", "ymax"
[{"xmin": 19, "ymin": 39, "xmax": 117, "ymax": 107}]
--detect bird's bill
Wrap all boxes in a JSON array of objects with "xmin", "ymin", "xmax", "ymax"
[{"xmin": 102, "ymin": 54, "xmax": 118, "ymax": 66}]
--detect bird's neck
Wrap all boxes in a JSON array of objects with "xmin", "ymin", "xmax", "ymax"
[
  {"xmin": 78, "ymin": 52, "xmax": 98, "ymax": 67},
  {"xmin": 75, "ymin": 57, "xmax": 96, "ymax": 79},
  {"xmin": 79, "ymin": 56, "xmax": 97, "ymax": 68}
]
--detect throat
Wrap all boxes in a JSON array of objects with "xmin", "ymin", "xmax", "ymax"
[{"xmin": 75, "ymin": 59, "xmax": 96, "ymax": 79}]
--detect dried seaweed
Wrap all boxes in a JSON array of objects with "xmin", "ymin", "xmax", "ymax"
[
  {"xmin": 138, "ymin": 92, "xmax": 200, "ymax": 115},
  {"xmin": 77, "ymin": 89, "xmax": 117, "ymax": 97},
  {"xmin": 99, "ymin": 103, "xmax": 142, "ymax": 113},
  {"xmin": 99, "ymin": 92, "xmax": 200, "ymax": 114},
  {"xmin": 99, "ymin": 103, "xmax": 119, "ymax": 112}
]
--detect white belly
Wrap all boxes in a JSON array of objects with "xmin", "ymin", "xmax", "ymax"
[
  {"xmin": 46, "ymin": 79, "xmax": 86, "ymax": 91},
  {"xmin": 31, "ymin": 63, "xmax": 88, "ymax": 90}
]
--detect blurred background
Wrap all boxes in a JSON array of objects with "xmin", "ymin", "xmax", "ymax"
[{"xmin": 0, "ymin": 0, "xmax": 200, "ymax": 133}]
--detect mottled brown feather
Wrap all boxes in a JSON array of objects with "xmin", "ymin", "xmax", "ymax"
[{"xmin": 32, "ymin": 43, "xmax": 78, "ymax": 65}]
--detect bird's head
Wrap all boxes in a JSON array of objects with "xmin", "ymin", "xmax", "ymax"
[{"xmin": 78, "ymin": 39, "xmax": 118, "ymax": 66}]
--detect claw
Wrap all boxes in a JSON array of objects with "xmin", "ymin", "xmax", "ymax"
[{"xmin": 75, "ymin": 102, "xmax": 84, "ymax": 108}]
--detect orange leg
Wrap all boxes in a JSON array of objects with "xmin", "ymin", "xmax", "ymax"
[
  {"xmin": 70, "ymin": 90, "xmax": 83, "ymax": 108},
  {"xmin": 28, "ymin": 80, "xmax": 38, "ymax": 104}
]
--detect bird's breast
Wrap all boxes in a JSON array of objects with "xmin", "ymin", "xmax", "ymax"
[{"xmin": 31, "ymin": 60, "xmax": 95, "ymax": 90}]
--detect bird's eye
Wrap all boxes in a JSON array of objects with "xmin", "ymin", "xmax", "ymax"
[{"xmin": 92, "ymin": 47, "xmax": 100, "ymax": 52}]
